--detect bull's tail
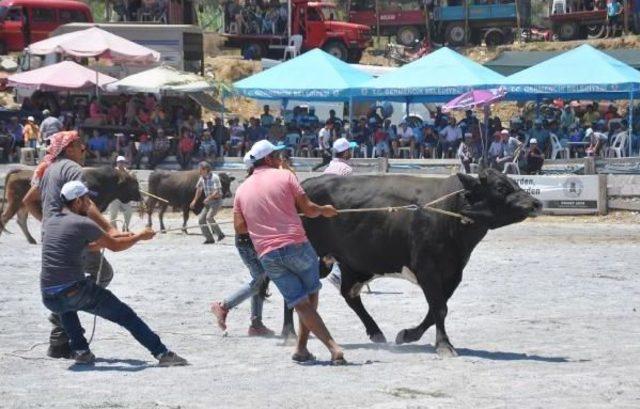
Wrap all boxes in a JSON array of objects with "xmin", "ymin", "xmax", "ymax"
[{"xmin": 0, "ymin": 169, "xmax": 21, "ymax": 235}]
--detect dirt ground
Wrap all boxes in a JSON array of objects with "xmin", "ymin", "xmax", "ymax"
[{"xmin": 0, "ymin": 214, "xmax": 639, "ymax": 408}]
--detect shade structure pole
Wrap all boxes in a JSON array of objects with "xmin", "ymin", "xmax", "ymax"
[
  {"xmin": 348, "ymin": 96, "xmax": 354, "ymax": 127},
  {"xmin": 405, "ymin": 98, "xmax": 410, "ymax": 118},
  {"xmin": 629, "ymin": 90, "xmax": 634, "ymax": 157},
  {"xmin": 535, "ymin": 95, "xmax": 541, "ymax": 119},
  {"xmin": 221, "ymin": 94, "xmax": 225, "ymax": 125},
  {"xmin": 482, "ymin": 104, "xmax": 490, "ymax": 168}
]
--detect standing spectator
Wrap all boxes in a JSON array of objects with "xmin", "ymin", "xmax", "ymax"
[
  {"xmin": 88, "ymin": 97, "xmax": 106, "ymax": 122},
  {"xmin": 324, "ymin": 137, "xmax": 357, "ymax": 175},
  {"xmin": 8, "ymin": 116, "xmax": 24, "ymax": 157},
  {"xmin": 421, "ymin": 125, "xmax": 438, "ymax": 159},
  {"xmin": 438, "ymin": 117, "xmax": 462, "ymax": 158},
  {"xmin": 306, "ymin": 107, "xmax": 320, "ymax": 129},
  {"xmin": 151, "ymin": 128, "xmax": 170, "ymax": 168},
  {"xmin": 108, "ymin": 156, "xmax": 134, "ymax": 231},
  {"xmin": 23, "ymin": 116, "xmax": 40, "ymax": 149},
  {"xmin": 328, "ymin": 109, "xmax": 343, "ymax": 130},
  {"xmin": 585, "ymin": 127, "xmax": 608, "ymax": 156},
  {"xmin": 134, "ymin": 133, "xmax": 153, "ymax": 169},
  {"xmin": 190, "ymin": 161, "xmax": 224, "ymax": 244},
  {"xmin": 528, "ymin": 119, "xmax": 551, "ymax": 155},
  {"xmin": 177, "ymin": 127, "xmax": 196, "ymax": 169},
  {"xmin": 560, "ymin": 105, "xmax": 576, "ymax": 130},
  {"xmin": 525, "ymin": 139, "xmax": 545, "ymax": 174},
  {"xmin": 457, "ymin": 132, "xmax": 473, "ymax": 173},
  {"xmin": 40, "ymin": 110, "xmax": 63, "ymax": 142},
  {"xmin": 209, "ymin": 117, "xmax": 229, "ymax": 156},
  {"xmin": 312, "ymin": 120, "xmax": 334, "ymax": 171},
  {"xmin": 260, "ymin": 105, "xmax": 274, "ymax": 128},
  {"xmin": 606, "ymin": 0, "xmax": 622, "ymax": 37},
  {"xmin": 232, "ymin": 140, "xmax": 345, "ymax": 364}
]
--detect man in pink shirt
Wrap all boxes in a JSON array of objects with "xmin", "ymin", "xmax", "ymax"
[
  {"xmin": 232, "ymin": 140, "xmax": 345, "ymax": 365},
  {"xmin": 324, "ymin": 137, "xmax": 357, "ymax": 176}
]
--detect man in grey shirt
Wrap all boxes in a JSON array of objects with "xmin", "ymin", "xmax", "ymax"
[
  {"xmin": 40, "ymin": 180, "xmax": 187, "ymax": 366},
  {"xmin": 39, "ymin": 110, "xmax": 63, "ymax": 141},
  {"xmin": 23, "ymin": 131, "xmax": 120, "ymax": 358}
]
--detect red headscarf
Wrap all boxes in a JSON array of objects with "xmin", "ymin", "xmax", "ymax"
[{"xmin": 31, "ymin": 130, "xmax": 80, "ymax": 186}]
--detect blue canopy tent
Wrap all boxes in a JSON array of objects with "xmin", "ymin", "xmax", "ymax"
[
  {"xmin": 357, "ymin": 47, "xmax": 506, "ymax": 103},
  {"xmin": 502, "ymin": 44, "xmax": 640, "ymax": 155},
  {"xmin": 233, "ymin": 49, "xmax": 373, "ymax": 124}
]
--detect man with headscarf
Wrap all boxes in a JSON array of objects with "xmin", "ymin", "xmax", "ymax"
[{"xmin": 23, "ymin": 130, "xmax": 124, "ymax": 359}]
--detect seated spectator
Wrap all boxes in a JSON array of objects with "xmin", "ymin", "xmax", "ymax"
[
  {"xmin": 268, "ymin": 117, "xmax": 286, "ymax": 144},
  {"xmin": 306, "ymin": 107, "xmax": 320, "ymax": 129},
  {"xmin": 87, "ymin": 129, "xmax": 112, "ymax": 163},
  {"xmin": 488, "ymin": 132, "xmax": 504, "ymax": 168},
  {"xmin": 260, "ymin": 105, "xmax": 274, "ymax": 128},
  {"xmin": 497, "ymin": 129, "xmax": 522, "ymax": 170},
  {"xmin": 107, "ymin": 102, "xmax": 124, "ymax": 126},
  {"xmin": 135, "ymin": 133, "xmax": 154, "ymax": 169},
  {"xmin": 151, "ymin": 128, "xmax": 171, "ymax": 169},
  {"xmin": 585, "ymin": 127, "xmax": 608, "ymax": 156},
  {"xmin": 421, "ymin": 125, "xmax": 438, "ymax": 159},
  {"xmin": 560, "ymin": 105, "xmax": 576, "ymax": 129},
  {"xmin": 581, "ymin": 104, "xmax": 600, "ymax": 127},
  {"xmin": 145, "ymin": 93, "xmax": 158, "ymax": 112},
  {"xmin": 199, "ymin": 130, "xmax": 217, "ymax": 161},
  {"xmin": 151, "ymin": 107, "xmax": 172, "ymax": 134},
  {"xmin": 457, "ymin": 133, "xmax": 473, "ymax": 173},
  {"xmin": 372, "ymin": 124, "xmax": 390, "ymax": 157},
  {"xmin": 438, "ymin": 117, "xmax": 462, "ymax": 158},
  {"xmin": 227, "ymin": 118, "xmax": 245, "ymax": 156},
  {"xmin": 525, "ymin": 138, "xmax": 545, "ymax": 174},
  {"xmin": 245, "ymin": 117, "xmax": 266, "ymax": 148},
  {"xmin": 177, "ymin": 127, "xmax": 196, "ymax": 169}
]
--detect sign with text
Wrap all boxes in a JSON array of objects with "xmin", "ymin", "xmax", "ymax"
[{"xmin": 509, "ymin": 175, "xmax": 602, "ymax": 214}]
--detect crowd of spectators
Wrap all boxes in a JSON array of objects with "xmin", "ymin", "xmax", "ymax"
[
  {"xmin": 110, "ymin": 0, "xmax": 168, "ymax": 23},
  {"xmin": 1, "ymin": 98, "xmax": 638, "ymax": 175},
  {"xmin": 224, "ymin": 0, "xmax": 290, "ymax": 37}
]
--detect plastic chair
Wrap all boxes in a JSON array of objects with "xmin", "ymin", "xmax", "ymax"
[
  {"xmin": 283, "ymin": 35, "xmax": 303, "ymax": 60},
  {"xmin": 606, "ymin": 131, "xmax": 629, "ymax": 158},
  {"xmin": 550, "ymin": 133, "xmax": 570, "ymax": 159}
]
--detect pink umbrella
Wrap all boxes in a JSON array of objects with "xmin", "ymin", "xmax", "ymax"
[
  {"xmin": 442, "ymin": 88, "xmax": 506, "ymax": 112},
  {"xmin": 28, "ymin": 27, "xmax": 160, "ymax": 64},
  {"xmin": 8, "ymin": 61, "xmax": 117, "ymax": 91}
]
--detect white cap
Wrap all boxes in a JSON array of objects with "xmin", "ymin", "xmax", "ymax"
[
  {"xmin": 60, "ymin": 180, "xmax": 94, "ymax": 202},
  {"xmin": 116, "ymin": 155, "xmax": 126, "ymax": 163},
  {"xmin": 585, "ymin": 127, "xmax": 594, "ymax": 136},
  {"xmin": 530, "ymin": 138, "xmax": 538, "ymax": 144},
  {"xmin": 333, "ymin": 137, "xmax": 357, "ymax": 154},
  {"xmin": 500, "ymin": 129, "xmax": 509, "ymax": 135},
  {"xmin": 27, "ymin": 116, "xmax": 35, "ymax": 122},
  {"xmin": 246, "ymin": 140, "xmax": 285, "ymax": 162},
  {"xmin": 243, "ymin": 152, "xmax": 254, "ymax": 168}
]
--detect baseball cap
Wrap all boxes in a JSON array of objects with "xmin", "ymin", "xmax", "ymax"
[
  {"xmin": 116, "ymin": 155, "xmax": 126, "ymax": 163},
  {"xmin": 585, "ymin": 127, "xmax": 594, "ymax": 136},
  {"xmin": 27, "ymin": 116, "xmax": 35, "ymax": 122},
  {"xmin": 529, "ymin": 138, "xmax": 538, "ymax": 144},
  {"xmin": 243, "ymin": 152, "xmax": 254, "ymax": 168},
  {"xmin": 333, "ymin": 137, "xmax": 358, "ymax": 154},
  {"xmin": 60, "ymin": 181, "xmax": 96, "ymax": 202},
  {"xmin": 247, "ymin": 140, "xmax": 285, "ymax": 162},
  {"xmin": 500, "ymin": 129, "xmax": 509, "ymax": 135},
  {"xmin": 42, "ymin": 109, "xmax": 50, "ymax": 116}
]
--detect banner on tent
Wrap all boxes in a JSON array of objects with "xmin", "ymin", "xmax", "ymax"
[{"xmin": 508, "ymin": 175, "xmax": 603, "ymax": 214}]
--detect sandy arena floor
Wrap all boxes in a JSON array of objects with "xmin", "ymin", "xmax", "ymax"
[{"xmin": 0, "ymin": 214, "xmax": 639, "ymax": 409}]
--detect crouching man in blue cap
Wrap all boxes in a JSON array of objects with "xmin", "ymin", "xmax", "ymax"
[{"xmin": 40, "ymin": 180, "xmax": 188, "ymax": 367}]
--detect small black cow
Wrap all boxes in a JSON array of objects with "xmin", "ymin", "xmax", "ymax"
[
  {"xmin": 146, "ymin": 170, "xmax": 235, "ymax": 232},
  {"xmin": 0, "ymin": 167, "xmax": 142, "ymax": 244},
  {"xmin": 298, "ymin": 169, "xmax": 541, "ymax": 356}
]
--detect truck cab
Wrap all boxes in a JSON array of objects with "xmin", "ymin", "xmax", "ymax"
[{"xmin": 222, "ymin": 0, "xmax": 371, "ymax": 63}]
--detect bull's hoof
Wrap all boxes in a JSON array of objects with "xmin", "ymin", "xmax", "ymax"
[
  {"xmin": 281, "ymin": 326, "xmax": 297, "ymax": 345},
  {"xmin": 435, "ymin": 342, "xmax": 458, "ymax": 358},
  {"xmin": 395, "ymin": 329, "xmax": 420, "ymax": 345},
  {"xmin": 160, "ymin": 229, "xmax": 167, "ymax": 234},
  {"xmin": 369, "ymin": 332, "xmax": 387, "ymax": 343},
  {"xmin": 28, "ymin": 238, "xmax": 37, "ymax": 245}
]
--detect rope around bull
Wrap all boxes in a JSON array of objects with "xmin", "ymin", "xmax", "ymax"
[{"xmin": 159, "ymin": 189, "xmax": 472, "ymax": 234}]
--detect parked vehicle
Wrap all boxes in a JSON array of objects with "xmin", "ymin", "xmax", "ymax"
[
  {"xmin": 347, "ymin": 0, "xmax": 531, "ymax": 47},
  {"xmin": 221, "ymin": 0, "xmax": 372, "ymax": 63},
  {"xmin": 0, "ymin": 0, "xmax": 92, "ymax": 54},
  {"xmin": 549, "ymin": 2, "xmax": 639, "ymax": 41},
  {"xmin": 385, "ymin": 38, "xmax": 433, "ymax": 65}
]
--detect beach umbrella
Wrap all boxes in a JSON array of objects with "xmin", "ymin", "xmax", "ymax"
[
  {"xmin": 443, "ymin": 88, "xmax": 506, "ymax": 112},
  {"xmin": 8, "ymin": 61, "xmax": 117, "ymax": 91}
]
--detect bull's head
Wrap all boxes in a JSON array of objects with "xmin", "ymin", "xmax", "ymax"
[
  {"xmin": 116, "ymin": 172, "xmax": 143, "ymax": 204},
  {"xmin": 457, "ymin": 169, "xmax": 542, "ymax": 229},
  {"xmin": 218, "ymin": 173, "xmax": 236, "ymax": 199}
]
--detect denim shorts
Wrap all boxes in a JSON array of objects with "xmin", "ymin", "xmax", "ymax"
[{"xmin": 259, "ymin": 241, "xmax": 322, "ymax": 308}]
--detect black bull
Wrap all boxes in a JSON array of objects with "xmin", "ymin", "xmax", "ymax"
[
  {"xmin": 145, "ymin": 170, "xmax": 235, "ymax": 232},
  {"xmin": 0, "ymin": 166, "xmax": 142, "ymax": 244},
  {"xmin": 278, "ymin": 169, "xmax": 541, "ymax": 355}
]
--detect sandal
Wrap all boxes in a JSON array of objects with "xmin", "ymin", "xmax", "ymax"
[{"xmin": 331, "ymin": 357, "xmax": 348, "ymax": 366}]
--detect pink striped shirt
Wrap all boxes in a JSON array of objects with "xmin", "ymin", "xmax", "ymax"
[{"xmin": 323, "ymin": 158, "xmax": 353, "ymax": 176}]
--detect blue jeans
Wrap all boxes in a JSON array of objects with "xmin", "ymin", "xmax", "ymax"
[
  {"xmin": 259, "ymin": 242, "xmax": 322, "ymax": 309},
  {"xmin": 42, "ymin": 279, "xmax": 167, "ymax": 357},
  {"xmin": 223, "ymin": 235, "xmax": 266, "ymax": 321}
]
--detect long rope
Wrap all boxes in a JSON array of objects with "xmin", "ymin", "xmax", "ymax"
[{"xmin": 160, "ymin": 189, "xmax": 472, "ymax": 234}]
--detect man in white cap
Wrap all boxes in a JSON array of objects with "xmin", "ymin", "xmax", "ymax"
[
  {"xmin": 23, "ymin": 116, "xmax": 40, "ymax": 149},
  {"xmin": 324, "ymin": 137, "xmax": 357, "ymax": 176},
  {"xmin": 108, "ymin": 156, "xmax": 134, "ymax": 231},
  {"xmin": 232, "ymin": 140, "xmax": 346, "ymax": 364},
  {"xmin": 525, "ymin": 138, "xmax": 544, "ymax": 174},
  {"xmin": 40, "ymin": 180, "xmax": 187, "ymax": 366}
]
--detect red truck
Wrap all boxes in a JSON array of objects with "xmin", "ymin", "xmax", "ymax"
[
  {"xmin": 221, "ymin": 0, "xmax": 372, "ymax": 63},
  {"xmin": 0, "ymin": 0, "xmax": 92, "ymax": 54},
  {"xmin": 549, "ymin": 3, "xmax": 639, "ymax": 41}
]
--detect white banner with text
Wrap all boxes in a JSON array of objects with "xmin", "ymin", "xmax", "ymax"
[{"xmin": 509, "ymin": 175, "xmax": 602, "ymax": 214}]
